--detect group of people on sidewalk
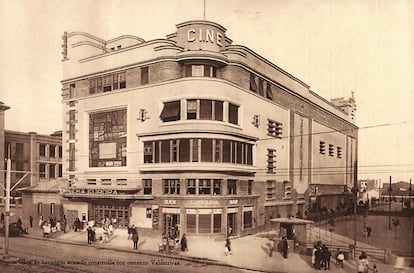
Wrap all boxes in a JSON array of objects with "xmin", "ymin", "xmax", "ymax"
[{"xmin": 311, "ymin": 242, "xmax": 332, "ymax": 270}]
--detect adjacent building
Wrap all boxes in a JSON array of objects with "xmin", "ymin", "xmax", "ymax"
[{"xmin": 60, "ymin": 20, "xmax": 358, "ymax": 238}]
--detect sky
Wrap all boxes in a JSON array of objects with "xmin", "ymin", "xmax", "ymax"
[{"xmin": 0, "ymin": 0, "xmax": 413, "ymax": 184}]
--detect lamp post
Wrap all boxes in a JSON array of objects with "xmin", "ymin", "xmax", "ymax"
[{"xmin": 388, "ymin": 176, "xmax": 392, "ymax": 230}]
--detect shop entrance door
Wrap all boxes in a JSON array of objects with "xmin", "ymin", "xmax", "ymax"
[
  {"xmin": 227, "ymin": 213, "xmax": 237, "ymax": 236},
  {"xmin": 66, "ymin": 210, "xmax": 78, "ymax": 230},
  {"xmin": 163, "ymin": 213, "xmax": 180, "ymax": 239}
]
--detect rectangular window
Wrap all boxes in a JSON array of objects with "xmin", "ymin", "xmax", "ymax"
[
  {"xmin": 248, "ymin": 180, "xmax": 253, "ymax": 195},
  {"xmin": 143, "ymin": 179, "xmax": 152, "ymax": 194},
  {"xmin": 198, "ymin": 213, "xmax": 211, "ymax": 234},
  {"xmin": 39, "ymin": 144, "xmax": 46, "ymax": 157},
  {"xmin": 214, "ymin": 140, "xmax": 222, "ymax": 162},
  {"xmin": 15, "ymin": 143, "xmax": 24, "ymax": 157},
  {"xmin": 187, "ymin": 99, "xmax": 197, "ymax": 119},
  {"xmin": 161, "ymin": 140, "xmax": 170, "ymax": 163},
  {"xmin": 89, "ymin": 79, "xmax": 96, "ymax": 94},
  {"xmin": 247, "ymin": 144, "xmax": 253, "ymax": 165},
  {"xmin": 50, "ymin": 203, "xmax": 56, "ymax": 215},
  {"xmin": 266, "ymin": 83, "xmax": 273, "ymax": 100},
  {"xmin": 171, "ymin": 140, "xmax": 178, "ymax": 162},
  {"xmin": 164, "ymin": 179, "xmax": 180, "ymax": 195},
  {"xmin": 39, "ymin": 163, "xmax": 46, "ymax": 178},
  {"xmin": 192, "ymin": 65, "xmax": 204, "ymax": 76},
  {"xmin": 58, "ymin": 164, "xmax": 62, "ymax": 177},
  {"xmin": 267, "ymin": 180, "xmax": 276, "ymax": 200},
  {"xmin": 89, "ymin": 109, "xmax": 127, "ymax": 167},
  {"xmin": 201, "ymin": 139, "xmax": 213, "ymax": 162},
  {"xmin": 267, "ymin": 149, "xmax": 276, "ymax": 173},
  {"xmin": 200, "ymin": 99, "xmax": 212, "ymax": 120},
  {"xmin": 214, "ymin": 100, "xmax": 223, "ymax": 121},
  {"xmin": 250, "ymin": 73, "xmax": 258, "ymax": 92},
  {"xmin": 222, "ymin": 140, "xmax": 231, "ymax": 163},
  {"xmin": 59, "ymin": 146, "xmax": 62, "ymax": 158},
  {"xmin": 103, "ymin": 75, "xmax": 112, "ymax": 92},
  {"xmin": 179, "ymin": 139, "xmax": 190, "ymax": 162},
  {"xmin": 160, "ymin": 101, "xmax": 180, "ymax": 122},
  {"xmin": 119, "ymin": 72, "xmax": 126, "ymax": 88},
  {"xmin": 267, "ymin": 119, "xmax": 283, "ymax": 138},
  {"xmin": 141, "ymin": 67, "xmax": 149, "ymax": 85},
  {"xmin": 284, "ymin": 181, "xmax": 291, "ymax": 199},
  {"xmin": 191, "ymin": 139, "xmax": 199, "ymax": 162},
  {"xmin": 15, "ymin": 161, "xmax": 24, "ymax": 178},
  {"xmin": 243, "ymin": 209, "xmax": 253, "ymax": 229},
  {"xmin": 228, "ymin": 103, "xmax": 239, "ymax": 125},
  {"xmin": 186, "ymin": 179, "xmax": 196, "ymax": 195},
  {"xmin": 144, "ymin": 142, "xmax": 153, "ymax": 163},
  {"xmin": 236, "ymin": 141, "xmax": 243, "ymax": 164},
  {"xmin": 38, "ymin": 202, "xmax": 42, "ymax": 215},
  {"xmin": 69, "ymin": 124, "xmax": 75, "ymax": 140},
  {"xmin": 69, "ymin": 143, "xmax": 75, "ymax": 171},
  {"xmin": 49, "ymin": 145, "xmax": 56, "ymax": 158},
  {"xmin": 69, "ymin": 83, "xmax": 75, "ymax": 99},
  {"xmin": 199, "ymin": 179, "xmax": 211, "ymax": 195},
  {"xmin": 213, "ymin": 179, "xmax": 221, "ymax": 195},
  {"xmin": 319, "ymin": 141, "xmax": 326, "ymax": 155},
  {"xmin": 49, "ymin": 164, "xmax": 56, "ymax": 178},
  {"xmin": 227, "ymin": 179, "xmax": 237, "ymax": 195},
  {"xmin": 213, "ymin": 213, "xmax": 221, "ymax": 233},
  {"xmin": 186, "ymin": 214, "xmax": 196, "ymax": 233}
]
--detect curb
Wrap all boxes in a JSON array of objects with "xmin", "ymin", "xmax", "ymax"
[{"xmin": 22, "ymin": 234, "xmax": 286, "ymax": 273}]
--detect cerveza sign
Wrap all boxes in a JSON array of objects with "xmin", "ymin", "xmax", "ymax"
[{"xmin": 65, "ymin": 189, "xmax": 118, "ymax": 195}]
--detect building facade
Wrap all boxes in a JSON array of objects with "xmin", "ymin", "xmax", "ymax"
[
  {"xmin": 61, "ymin": 20, "xmax": 358, "ymax": 238},
  {"xmin": 4, "ymin": 130, "xmax": 63, "ymax": 225}
]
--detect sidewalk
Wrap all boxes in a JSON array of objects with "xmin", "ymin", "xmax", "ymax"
[
  {"xmin": 22, "ymin": 226, "xmax": 350, "ymax": 273},
  {"xmin": 309, "ymin": 225, "xmax": 413, "ymax": 273}
]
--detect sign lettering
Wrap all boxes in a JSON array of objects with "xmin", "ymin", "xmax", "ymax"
[{"xmin": 187, "ymin": 29, "xmax": 223, "ymax": 47}]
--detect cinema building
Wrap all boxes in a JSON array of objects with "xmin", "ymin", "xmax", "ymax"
[{"xmin": 60, "ymin": 20, "xmax": 358, "ymax": 238}]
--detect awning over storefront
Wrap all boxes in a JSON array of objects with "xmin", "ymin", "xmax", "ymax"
[
  {"xmin": 270, "ymin": 217, "xmax": 314, "ymax": 225},
  {"xmin": 160, "ymin": 101, "xmax": 180, "ymax": 121}
]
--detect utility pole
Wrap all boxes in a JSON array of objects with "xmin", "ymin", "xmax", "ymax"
[
  {"xmin": 353, "ymin": 159, "xmax": 358, "ymax": 252},
  {"xmin": 388, "ymin": 176, "xmax": 392, "ymax": 230},
  {"xmin": 409, "ymin": 178, "xmax": 412, "ymax": 220},
  {"xmin": 4, "ymin": 158, "xmax": 11, "ymax": 258}
]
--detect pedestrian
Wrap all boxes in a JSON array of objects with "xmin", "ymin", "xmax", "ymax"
[
  {"xmin": 43, "ymin": 221, "xmax": 51, "ymax": 238},
  {"xmin": 132, "ymin": 226, "xmax": 139, "ymax": 250},
  {"xmin": 281, "ymin": 237, "xmax": 289, "ymax": 258},
  {"xmin": 269, "ymin": 238, "xmax": 275, "ymax": 257},
  {"xmin": 29, "ymin": 215, "xmax": 33, "ymax": 228},
  {"xmin": 225, "ymin": 238, "xmax": 232, "ymax": 255},
  {"xmin": 315, "ymin": 246, "xmax": 323, "ymax": 269},
  {"xmin": 371, "ymin": 264, "xmax": 378, "ymax": 273},
  {"xmin": 87, "ymin": 226, "xmax": 93, "ymax": 244},
  {"xmin": 1, "ymin": 212, "xmax": 4, "ymax": 224},
  {"xmin": 322, "ymin": 245, "xmax": 331, "ymax": 270},
  {"xmin": 312, "ymin": 245, "xmax": 317, "ymax": 268},
  {"xmin": 39, "ymin": 215, "xmax": 44, "ymax": 228},
  {"xmin": 74, "ymin": 217, "xmax": 80, "ymax": 232},
  {"xmin": 180, "ymin": 233, "xmax": 188, "ymax": 252},
  {"xmin": 357, "ymin": 251, "xmax": 370, "ymax": 273}
]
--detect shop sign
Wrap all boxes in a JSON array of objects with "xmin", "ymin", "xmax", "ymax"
[
  {"xmin": 164, "ymin": 200, "xmax": 177, "ymax": 205},
  {"xmin": 229, "ymin": 200, "xmax": 238, "ymax": 205},
  {"xmin": 65, "ymin": 188, "xmax": 118, "ymax": 195},
  {"xmin": 189, "ymin": 200, "xmax": 219, "ymax": 206}
]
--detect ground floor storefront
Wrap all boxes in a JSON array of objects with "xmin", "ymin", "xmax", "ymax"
[{"xmin": 61, "ymin": 195, "xmax": 259, "ymax": 238}]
